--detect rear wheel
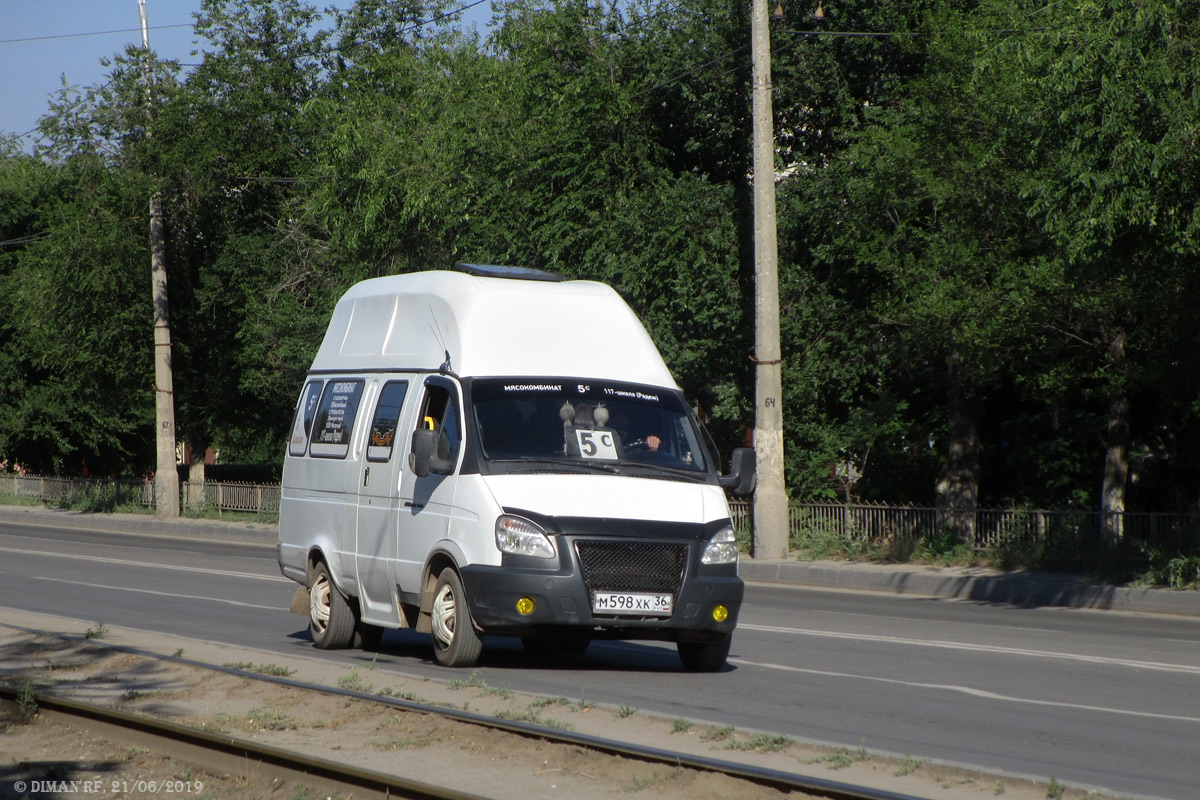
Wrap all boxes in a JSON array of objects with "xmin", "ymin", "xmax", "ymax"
[
  {"xmin": 677, "ymin": 636, "xmax": 731, "ymax": 672},
  {"xmin": 309, "ymin": 561, "xmax": 355, "ymax": 650},
  {"xmin": 430, "ymin": 568, "xmax": 483, "ymax": 668}
]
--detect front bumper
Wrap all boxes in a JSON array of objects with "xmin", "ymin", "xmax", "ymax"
[{"xmin": 459, "ymin": 538, "xmax": 742, "ymax": 643}]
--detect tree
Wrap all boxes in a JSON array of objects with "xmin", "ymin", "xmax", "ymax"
[
  {"xmin": 1002, "ymin": 0, "xmax": 1200, "ymax": 531},
  {"xmin": 299, "ymin": 0, "xmax": 751, "ymax": 453},
  {"xmin": 0, "ymin": 145, "xmax": 155, "ymax": 474},
  {"xmin": 146, "ymin": 0, "xmax": 334, "ymax": 477}
]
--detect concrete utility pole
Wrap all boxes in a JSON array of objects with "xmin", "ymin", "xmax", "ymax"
[
  {"xmin": 139, "ymin": 0, "xmax": 180, "ymax": 517},
  {"xmin": 749, "ymin": 0, "xmax": 789, "ymax": 558}
]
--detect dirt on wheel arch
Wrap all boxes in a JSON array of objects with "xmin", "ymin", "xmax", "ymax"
[{"xmin": 0, "ymin": 610, "xmax": 1110, "ymax": 800}]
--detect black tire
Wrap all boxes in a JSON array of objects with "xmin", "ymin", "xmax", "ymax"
[
  {"xmin": 430, "ymin": 568, "xmax": 483, "ymax": 668},
  {"xmin": 309, "ymin": 561, "xmax": 356, "ymax": 650},
  {"xmin": 521, "ymin": 630, "xmax": 592, "ymax": 657},
  {"xmin": 677, "ymin": 636, "xmax": 731, "ymax": 672}
]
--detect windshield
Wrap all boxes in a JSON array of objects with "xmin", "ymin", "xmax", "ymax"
[{"xmin": 470, "ymin": 378, "xmax": 710, "ymax": 476}]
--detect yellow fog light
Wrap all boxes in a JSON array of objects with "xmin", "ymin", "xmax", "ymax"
[
  {"xmin": 711, "ymin": 604, "xmax": 729, "ymax": 623},
  {"xmin": 516, "ymin": 597, "xmax": 537, "ymax": 616}
]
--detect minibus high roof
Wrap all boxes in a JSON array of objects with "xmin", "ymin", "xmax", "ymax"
[{"xmin": 309, "ymin": 269, "xmax": 679, "ymax": 388}]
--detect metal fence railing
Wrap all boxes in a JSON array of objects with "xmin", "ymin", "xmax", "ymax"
[
  {"xmin": 729, "ymin": 500, "xmax": 1200, "ymax": 552},
  {"xmin": 0, "ymin": 475, "xmax": 155, "ymax": 507},
  {"xmin": 0, "ymin": 474, "xmax": 278, "ymax": 517},
  {"xmin": 5, "ymin": 473, "xmax": 1198, "ymax": 552},
  {"xmin": 181, "ymin": 481, "xmax": 281, "ymax": 514}
]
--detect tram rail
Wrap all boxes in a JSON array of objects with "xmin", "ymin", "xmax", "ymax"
[{"xmin": 1, "ymin": 626, "xmax": 926, "ymax": 800}]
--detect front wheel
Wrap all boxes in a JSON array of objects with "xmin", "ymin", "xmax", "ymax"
[
  {"xmin": 309, "ymin": 561, "xmax": 355, "ymax": 650},
  {"xmin": 677, "ymin": 636, "xmax": 731, "ymax": 672},
  {"xmin": 430, "ymin": 568, "xmax": 483, "ymax": 668}
]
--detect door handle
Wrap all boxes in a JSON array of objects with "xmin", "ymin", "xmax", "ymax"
[
  {"xmin": 363, "ymin": 466, "xmax": 370, "ymax": 487},
  {"xmin": 404, "ymin": 501, "xmax": 424, "ymax": 510}
]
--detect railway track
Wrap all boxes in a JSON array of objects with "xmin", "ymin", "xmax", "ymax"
[
  {"xmin": 1, "ymin": 687, "xmax": 483, "ymax": 800},
  {"xmin": 1, "ymin": 626, "xmax": 928, "ymax": 800}
]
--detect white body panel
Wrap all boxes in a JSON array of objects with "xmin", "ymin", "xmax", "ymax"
[
  {"xmin": 482, "ymin": 474, "xmax": 730, "ymax": 526},
  {"xmin": 310, "ymin": 271, "xmax": 677, "ymax": 386}
]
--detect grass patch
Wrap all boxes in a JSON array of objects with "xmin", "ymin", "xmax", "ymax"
[
  {"xmin": 181, "ymin": 506, "xmax": 278, "ymax": 525},
  {"xmin": 247, "ymin": 707, "xmax": 299, "ymax": 731},
  {"xmin": 446, "ymin": 670, "xmax": 486, "ymax": 690},
  {"xmin": 85, "ymin": 623, "xmax": 108, "ymax": 640},
  {"xmin": 726, "ymin": 733, "xmax": 792, "ymax": 753},
  {"xmin": 699, "ymin": 725, "xmax": 734, "ymax": 743},
  {"xmin": 337, "ymin": 671, "xmax": 373, "ymax": 693},
  {"xmin": 614, "ymin": 704, "xmax": 638, "ymax": 719},
  {"xmin": 531, "ymin": 696, "xmax": 571, "ymax": 709},
  {"xmin": 223, "ymin": 661, "xmax": 296, "ymax": 677},
  {"xmin": 373, "ymin": 735, "xmax": 440, "ymax": 750},
  {"xmin": 15, "ymin": 679, "xmax": 38, "ymax": 722},
  {"xmin": 48, "ymin": 481, "xmax": 149, "ymax": 514},
  {"xmin": 808, "ymin": 747, "xmax": 869, "ymax": 769},
  {"xmin": 622, "ymin": 768, "xmax": 684, "ymax": 793},
  {"xmin": 0, "ymin": 495, "xmax": 42, "ymax": 507},
  {"xmin": 495, "ymin": 707, "xmax": 574, "ymax": 731}
]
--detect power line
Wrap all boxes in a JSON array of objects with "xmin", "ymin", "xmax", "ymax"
[
  {"xmin": 0, "ymin": 231, "xmax": 53, "ymax": 250},
  {"xmin": 0, "ymin": 24, "xmax": 194, "ymax": 46},
  {"xmin": 630, "ymin": 44, "xmax": 750, "ymax": 99}
]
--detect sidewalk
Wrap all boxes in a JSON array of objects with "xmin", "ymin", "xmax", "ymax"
[
  {"xmin": 3, "ymin": 503, "xmax": 1197, "ymax": 618},
  {"xmin": 737, "ymin": 558, "xmax": 1200, "ymax": 618}
]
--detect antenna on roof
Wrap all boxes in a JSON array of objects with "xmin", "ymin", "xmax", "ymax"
[
  {"xmin": 453, "ymin": 262, "xmax": 566, "ymax": 282},
  {"xmin": 427, "ymin": 304, "xmax": 454, "ymax": 375}
]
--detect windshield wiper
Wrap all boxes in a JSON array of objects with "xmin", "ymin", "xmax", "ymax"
[{"xmin": 618, "ymin": 463, "xmax": 707, "ymax": 482}]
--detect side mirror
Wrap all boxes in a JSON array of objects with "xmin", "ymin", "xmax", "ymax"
[
  {"xmin": 409, "ymin": 428, "xmax": 455, "ymax": 477},
  {"xmin": 718, "ymin": 447, "xmax": 757, "ymax": 497}
]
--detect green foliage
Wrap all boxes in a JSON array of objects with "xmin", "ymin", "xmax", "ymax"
[
  {"xmin": 2, "ymin": 0, "xmax": 1200, "ymax": 552},
  {"xmin": 1164, "ymin": 557, "xmax": 1200, "ymax": 590},
  {"xmin": 54, "ymin": 481, "xmax": 147, "ymax": 514},
  {"xmin": 15, "ymin": 678, "xmax": 38, "ymax": 722},
  {"xmin": 0, "ymin": 151, "xmax": 154, "ymax": 474}
]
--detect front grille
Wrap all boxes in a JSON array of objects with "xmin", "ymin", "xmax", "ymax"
[{"xmin": 574, "ymin": 541, "xmax": 687, "ymax": 595}]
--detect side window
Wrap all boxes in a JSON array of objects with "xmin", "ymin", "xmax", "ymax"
[
  {"xmin": 309, "ymin": 379, "xmax": 365, "ymax": 459},
  {"xmin": 366, "ymin": 381, "xmax": 409, "ymax": 463},
  {"xmin": 288, "ymin": 380, "xmax": 324, "ymax": 457},
  {"xmin": 418, "ymin": 382, "xmax": 461, "ymax": 462}
]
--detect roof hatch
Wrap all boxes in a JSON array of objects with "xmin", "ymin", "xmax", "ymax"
[{"xmin": 453, "ymin": 262, "xmax": 566, "ymax": 282}]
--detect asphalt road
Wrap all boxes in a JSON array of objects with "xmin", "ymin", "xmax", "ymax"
[{"xmin": 2, "ymin": 511, "xmax": 1198, "ymax": 800}]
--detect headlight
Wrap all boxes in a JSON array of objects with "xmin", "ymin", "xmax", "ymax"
[
  {"xmin": 495, "ymin": 515, "xmax": 556, "ymax": 559},
  {"xmin": 701, "ymin": 527, "xmax": 739, "ymax": 565}
]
